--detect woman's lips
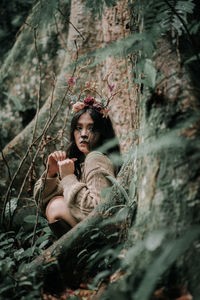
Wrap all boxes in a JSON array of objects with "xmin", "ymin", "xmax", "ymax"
[{"xmin": 80, "ymin": 141, "xmax": 88, "ymax": 146}]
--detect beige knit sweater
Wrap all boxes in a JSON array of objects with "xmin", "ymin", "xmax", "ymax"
[{"xmin": 34, "ymin": 151, "xmax": 115, "ymax": 222}]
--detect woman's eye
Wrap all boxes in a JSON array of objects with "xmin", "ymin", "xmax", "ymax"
[
  {"xmin": 88, "ymin": 127, "xmax": 94, "ymax": 132},
  {"xmin": 76, "ymin": 126, "xmax": 82, "ymax": 131}
]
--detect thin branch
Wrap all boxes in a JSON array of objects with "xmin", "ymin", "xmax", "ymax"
[
  {"xmin": 53, "ymin": 14, "xmax": 68, "ymax": 51},
  {"xmin": 1, "ymin": 146, "xmax": 32, "ymax": 225},
  {"xmin": 15, "ymin": 86, "xmax": 71, "ymax": 206},
  {"xmin": 31, "ymin": 81, "xmax": 56, "ymax": 146},
  {"xmin": 1, "ymin": 72, "xmax": 69, "ymax": 224},
  {"xmin": 30, "ymin": 164, "xmax": 50, "ymax": 248},
  {"xmin": 105, "ymin": 90, "xmax": 120, "ymax": 108},
  {"xmin": 83, "ymin": 87, "xmax": 103, "ymax": 99},
  {"xmin": 29, "ymin": 207, "xmax": 39, "ymax": 259},
  {"xmin": 176, "ymin": 33, "xmax": 181, "ymax": 75},
  {"xmin": 57, "ymin": 105, "xmax": 70, "ymax": 150},
  {"xmin": 0, "ymin": 149, "xmax": 12, "ymax": 182},
  {"xmin": 73, "ymin": 39, "xmax": 79, "ymax": 76},
  {"xmin": 2, "ymin": 84, "xmax": 66, "ymax": 225},
  {"xmin": 16, "ymin": 147, "xmax": 41, "ymax": 206},
  {"xmin": 57, "ymin": 8, "xmax": 85, "ymax": 41},
  {"xmin": 32, "ymin": 27, "xmax": 42, "ymax": 143},
  {"xmin": 2, "ymin": 62, "xmax": 77, "ymax": 222}
]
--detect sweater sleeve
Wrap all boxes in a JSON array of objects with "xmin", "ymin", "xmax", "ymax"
[
  {"xmin": 33, "ymin": 171, "xmax": 62, "ymax": 211},
  {"xmin": 60, "ymin": 151, "xmax": 115, "ymax": 221}
]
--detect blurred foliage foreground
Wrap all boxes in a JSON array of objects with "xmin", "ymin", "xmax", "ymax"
[{"xmin": 0, "ymin": 209, "xmax": 199, "ymax": 299}]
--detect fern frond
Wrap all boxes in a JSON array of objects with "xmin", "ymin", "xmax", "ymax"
[
  {"xmin": 132, "ymin": 0, "xmax": 195, "ymax": 38},
  {"xmin": 162, "ymin": 0, "xmax": 195, "ymax": 36}
]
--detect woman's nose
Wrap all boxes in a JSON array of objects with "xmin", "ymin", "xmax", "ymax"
[{"xmin": 81, "ymin": 128, "xmax": 88, "ymax": 137}]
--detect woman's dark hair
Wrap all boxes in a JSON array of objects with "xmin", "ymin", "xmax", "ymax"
[{"xmin": 66, "ymin": 107, "xmax": 120, "ymax": 178}]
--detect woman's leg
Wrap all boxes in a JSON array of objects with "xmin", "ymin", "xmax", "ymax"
[{"xmin": 46, "ymin": 196, "xmax": 77, "ymax": 227}]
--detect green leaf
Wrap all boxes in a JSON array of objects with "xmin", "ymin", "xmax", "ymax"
[
  {"xmin": 35, "ymin": 234, "xmax": 49, "ymax": 245},
  {"xmin": 43, "ymin": 226, "xmax": 51, "ymax": 234},
  {"xmin": 143, "ymin": 59, "xmax": 157, "ymax": 88},
  {"xmin": 77, "ymin": 249, "xmax": 88, "ymax": 258},
  {"xmin": 0, "ymin": 257, "xmax": 15, "ymax": 271},
  {"xmin": 129, "ymin": 179, "xmax": 136, "ymax": 200},
  {"xmin": 185, "ymin": 53, "xmax": 200, "ymax": 64},
  {"xmin": 89, "ymin": 251, "xmax": 100, "ymax": 261},
  {"xmin": 88, "ymin": 270, "xmax": 111, "ymax": 289},
  {"xmin": 20, "ymin": 247, "xmax": 34, "ymax": 259},
  {"xmin": 107, "ymin": 232, "xmax": 119, "ymax": 239},
  {"xmin": 0, "ymin": 249, "xmax": 6, "ymax": 258},
  {"xmin": 14, "ymin": 248, "xmax": 25, "ymax": 261},
  {"xmin": 0, "ymin": 179, "xmax": 6, "ymax": 186},
  {"xmin": 39, "ymin": 240, "xmax": 50, "ymax": 249},
  {"xmin": 90, "ymin": 232, "xmax": 101, "ymax": 239},
  {"xmin": 18, "ymin": 281, "xmax": 33, "ymax": 287},
  {"xmin": 0, "ymin": 284, "xmax": 14, "ymax": 294},
  {"xmin": 115, "ymin": 206, "xmax": 130, "ymax": 221},
  {"xmin": 106, "ymin": 176, "xmax": 130, "ymax": 202},
  {"xmin": 24, "ymin": 215, "xmax": 37, "ymax": 223},
  {"xmin": 0, "ymin": 232, "xmax": 9, "ymax": 241},
  {"xmin": 5, "ymin": 198, "xmax": 18, "ymax": 219},
  {"xmin": 189, "ymin": 21, "xmax": 200, "ymax": 35},
  {"xmin": 0, "ymin": 238, "xmax": 14, "ymax": 247}
]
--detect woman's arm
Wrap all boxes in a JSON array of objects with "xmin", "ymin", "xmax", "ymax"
[
  {"xmin": 60, "ymin": 151, "xmax": 115, "ymax": 221},
  {"xmin": 33, "ymin": 173, "xmax": 62, "ymax": 211},
  {"xmin": 33, "ymin": 151, "xmax": 66, "ymax": 211}
]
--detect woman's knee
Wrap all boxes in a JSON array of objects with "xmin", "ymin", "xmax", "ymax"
[
  {"xmin": 46, "ymin": 196, "xmax": 77, "ymax": 227},
  {"xmin": 46, "ymin": 196, "xmax": 65, "ymax": 222}
]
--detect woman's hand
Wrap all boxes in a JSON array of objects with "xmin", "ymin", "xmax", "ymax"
[
  {"xmin": 58, "ymin": 158, "xmax": 77, "ymax": 179},
  {"xmin": 47, "ymin": 151, "xmax": 66, "ymax": 178}
]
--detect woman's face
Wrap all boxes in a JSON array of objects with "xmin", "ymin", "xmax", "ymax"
[{"xmin": 74, "ymin": 112, "xmax": 100, "ymax": 155}]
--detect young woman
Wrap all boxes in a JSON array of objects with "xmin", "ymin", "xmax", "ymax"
[{"xmin": 34, "ymin": 97, "xmax": 119, "ymax": 237}]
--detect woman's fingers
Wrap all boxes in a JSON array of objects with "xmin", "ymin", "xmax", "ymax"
[
  {"xmin": 58, "ymin": 158, "xmax": 76, "ymax": 178},
  {"xmin": 47, "ymin": 152, "xmax": 74, "ymax": 177},
  {"xmin": 59, "ymin": 151, "xmax": 66, "ymax": 161},
  {"xmin": 58, "ymin": 159, "xmax": 70, "ymax": 166},
  {"xmin": 51, "ymin": 151, "xmax": 66, "ymax": 161},
  {"xmin": 58, "ymin": 158, "xmax": 77, "ymax": 165}
]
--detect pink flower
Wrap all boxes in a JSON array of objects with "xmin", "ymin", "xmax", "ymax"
[
  {"xmin": 108, "ymin": 83, "xmax": 115, "ymax": 93},
  {"xmin": 85, "ymin": 81, "xmax": 92, "ymax": 87},
  {"xmin": 67, "ymin": 77, "xmax": 76, "ymax": 85},
  {"xmin": 72, "ymin": 102, "xmax": 85, "ymax": 112},
  {"xmin": 84, "ymin": 97, "xmax": 96, "ymax": 106}
]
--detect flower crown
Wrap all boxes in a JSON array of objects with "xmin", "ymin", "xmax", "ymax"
[
  {"xmin": 67, "ymin": 72, "xmax": 119, "ymax": 118},
  {"xmin": 71, "ymin": 97, "xmax": 110, "ymax": 117}
]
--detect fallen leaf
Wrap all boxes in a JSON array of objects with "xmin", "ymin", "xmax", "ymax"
[{"xmin": 46, "ymin": 257, "xmax": 56, "ymax": 263}]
